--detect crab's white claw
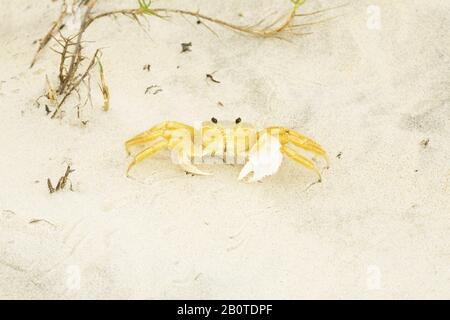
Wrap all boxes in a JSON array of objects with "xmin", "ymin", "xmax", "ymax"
[
  {"xmin": 238, "ymin": 134, "xmax": 283, "ymax": 182},
  {"xmin": 238, "ymin": 161, "xmax": 253, "ymax": 181},
  {"xmin": 180, "ymin": 162, "xmax": 212, "ymax": 176},
  {"xmin": 176, "ymin": 150, "xmax": 212, "ymax": 176}
]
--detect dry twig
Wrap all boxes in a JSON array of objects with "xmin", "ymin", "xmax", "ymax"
[{"xmin": 47, "ymin": 165, "xmax": 75, "ymax": 194}]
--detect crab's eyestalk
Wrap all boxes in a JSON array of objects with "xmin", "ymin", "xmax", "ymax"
[
  {"xmin": 211, "ymin": 117, "xmax": 218, "ymax": 124},
  {"xmin": 235, "ymin": 117, "xmax": 242, "ymax": 124}
]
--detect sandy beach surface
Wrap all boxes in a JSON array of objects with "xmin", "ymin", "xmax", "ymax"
[{"xmin": 1, "ymin": 0, "xmax": 450, "ymax": 299}]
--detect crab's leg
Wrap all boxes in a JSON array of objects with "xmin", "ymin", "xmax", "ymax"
[
  {"xmin": 152, "ymin": 121, "xmax": 194, "ymax": 132},
  {"xmin": 140, "ymin": 121, "xmax": 195, "ymax": 137},
  {"xmin": 125, "ymin": 129, "xmax": 164, "ymax": 154},
  {"xmin": 127, "ymin": 140, "xmax": 169, "ymax": 175},
  {"xmin": 125, "ymin": 121, "xmax": 194, "ymax": 153},
  {"xmin": 287, "ymin": 132, "xmax": 329, "ymax": 168},
  {"xmin": 262, "ymin": 127, "xmax": 328, "ymax": 166},
  {"xmin": 280, "ymin": 145, "xmax": 322, "ymax": 182},
  {"xmin": 265, "ymin": 127, "xmax": 323, "ymax": 148},
  {"xmin": 286, "ymin": 129, "xmax": 323, "ymax": 148}
]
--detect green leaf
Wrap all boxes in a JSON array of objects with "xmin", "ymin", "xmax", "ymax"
[
  {"xmin": 291, "ymin": 0, "xmax": 306, "ymax": 10},
  {"xmin": 137, "ymin": 0, "xmax": 162, "ymax": 17}
]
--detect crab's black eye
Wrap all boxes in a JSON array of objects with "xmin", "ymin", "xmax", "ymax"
[
  {"xmin": 235, "ymin": 117, "xmax": 242, "ymax": 124},
  {"xmin": 211, "ymin": 117, "xmax": 218, "ymax": 124}
]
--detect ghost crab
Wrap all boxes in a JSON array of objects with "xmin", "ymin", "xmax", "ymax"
[{"xmin": 125, "ymin": 118, "xmax": 329, "ymax": 182}]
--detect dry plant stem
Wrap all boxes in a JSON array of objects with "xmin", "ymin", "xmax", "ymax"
[
  {"xmin": 31, "ymin": 0, "xmax": 101, "ymax": 119},
  {"xmin": 52, "ymin": 33, "xmax": 78, "ymax": 86},
  {"xmin": 47, "ymin": 165, "xmax": 75, "ymax": 193},
  {"xmin": 98, "ymin": 59, "xmax": 110, "ymax": 112},
  {"xmin": 51, "ymin": 49, "xmax": 100, "ymax": 118},
  {"xmin": 30, "ymin": 1, "xmax": 68, "ymax": 68},
  {"xmin": 90, "ymin": 5, "xmax": 304, "ymax": 38},
  {"xmin": 45, "ymin": 75, "xmax": 57, "ymax": 103},
  {"xmin": 151, "ymin": 1, "xmax": 336, "ymax": 37},
  {"xmin": 58, "ymin": 0, "xmax": 97, "ymax": 95}
]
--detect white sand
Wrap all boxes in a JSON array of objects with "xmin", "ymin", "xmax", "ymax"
[{"xmin": 1, "ymin": 0, "xmax": 450, "ymax": 299}]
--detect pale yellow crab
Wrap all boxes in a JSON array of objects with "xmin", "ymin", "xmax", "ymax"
[{"xmin": 125, "ymin": 118, "xmax": 329, "ymax": 181}]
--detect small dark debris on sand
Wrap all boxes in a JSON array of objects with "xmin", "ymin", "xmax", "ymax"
[
  {"xmin": 181, "ymin": 42, "xmax": 192, "ymax": 53},
  {"xmin": 145, "ymin": 85, "xmax": 163, "ymax": 95},
  {"xmin": 29, "ymin": 219, "xmax": 56, "ymax": 227},
  {"xmin": 206, "ymin": 73, "xmax": 220, "ymax": 84},
  {"xmin": 420, "ymin": 138, "xmax": 430, "ymax": 148}
]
